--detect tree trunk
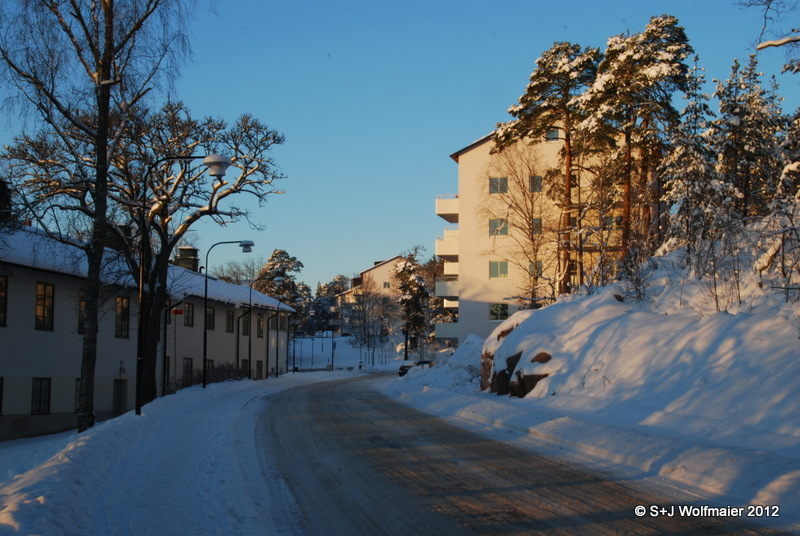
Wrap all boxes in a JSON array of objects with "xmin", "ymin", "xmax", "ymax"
[
  {"xmin": 559, "ymin": 128, "xmax": 573, "ymax": 295},
  {"xmin": 77, "ymin": 1, "xmax": 114, "ymax": 432}
]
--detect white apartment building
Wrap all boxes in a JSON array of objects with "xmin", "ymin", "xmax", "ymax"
[{"xmin": 435, "ymin": 131, "xmax": 621, "ymax": 344}]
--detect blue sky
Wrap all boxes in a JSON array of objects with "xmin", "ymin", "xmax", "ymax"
[
  {"xmin": 8, "ymin": 1, "xmax": 798, "ymax": 289},
  {"xmin": 176, "ymin": 0, "xmax": 798, "ymax": 289}
]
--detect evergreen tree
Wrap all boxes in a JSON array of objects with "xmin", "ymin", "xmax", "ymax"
[
  {"xmin": 495, "ymin": 42, "xmax": 601, "ymax": 294},
  {"xmin": 394, "ymin": 256, "xmax": 430, "ymax": 360},
  {"xmin": 581, "ymin": 15, "xmax": 693, "ymax": 257},
  {"xmin": 710, "ymin": 55, "xmax": 787, "ymax": 218},
  {"xmin": 660, "ymin": 60, "xmax": 740, "ymax": 274}
]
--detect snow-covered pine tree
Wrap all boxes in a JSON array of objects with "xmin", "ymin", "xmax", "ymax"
[
  {"xmin": 660, "ymin": 59, "xmax": 740, "ymax": 275},
  {"xmin": 394, "ymin": 257, "xmax": 430, "ymax": 361},
  {"xmin": 580, "ymin": 15, "xmax": 693, "ymax": 259},
  {"xmin": 494, "ymin": 41, "xmax": 600, "ymax": 295},
  {"xmin": 710, "ymin": 55, "xmax": 787, "ymax": 219}
]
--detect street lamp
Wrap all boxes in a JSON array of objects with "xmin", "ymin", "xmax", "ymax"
[
  {"xmin": 136, "ymin": 153, "xmax": 232, "ymax": 415},
  {"xmin": 202, "ymin": 239, "xmax": 254, "ymax": 388}
]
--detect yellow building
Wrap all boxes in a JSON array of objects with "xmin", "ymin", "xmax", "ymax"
[{"xmin": 435, "ymin": 131, "xmax": 622, "ymax": 343}]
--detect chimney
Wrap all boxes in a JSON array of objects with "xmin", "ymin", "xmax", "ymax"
[{"xmin": 175, "ymin": 246, "xmax": 199, "ymax": 272}]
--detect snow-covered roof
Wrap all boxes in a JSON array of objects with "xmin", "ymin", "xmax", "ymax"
[
  {"xmin": 0, "ymin": 226, "xmax": 133, "ymax": 285},
  {"xmin": 0, "ymin": 227, "xmax": 293, "ymax": 313},
  {"xmin": 168, "ymin": 264, "xmax": 294, "ymax": 312}
]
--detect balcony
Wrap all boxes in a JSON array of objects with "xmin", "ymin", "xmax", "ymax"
[
  {"xmin": 435, "ymin": 277, "xmax": 459, "ymax": 299},
  {"xmin": 434, "ymin": 322, "xmax": 459, "ymax": 340},
  {"xmin": 435, "ymin": 194, "xmax": 459, "ymax": 223},
  {"xmin": 435, "ymin": 228, "xmax": 458, "ymax": 262}
]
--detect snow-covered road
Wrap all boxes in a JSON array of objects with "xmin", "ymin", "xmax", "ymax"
[{"xmin": 256, "ymin": 374, "xmax": 785, "ymax": 535}]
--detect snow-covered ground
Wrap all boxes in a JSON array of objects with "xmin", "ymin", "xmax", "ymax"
[{"xmin": 2, "ymin": 257, "xmax": 799, "ymax": 533}]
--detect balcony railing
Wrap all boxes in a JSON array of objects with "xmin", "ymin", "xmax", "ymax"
[
  {"xmin": 434, "ymin": 277, "xmax": 459, "ymax": 299},
  {"xmin": 435, "ymin": 194, "xmax": 459, "ymax": 224},
  {"xmin": 435, "ymin": 227, "xmax": 458, "ymax": 262}
]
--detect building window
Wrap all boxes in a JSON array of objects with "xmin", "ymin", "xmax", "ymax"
[
  {"xmin": 529, "ymin": 175, "xmax": 543, "ymax": 193},
  {"xmin": 115, "ymin": 296, "xmax": 130, "ymax": 338},
  {"xmin": 256, "ymin": 360, "xmax": 263, "ymax": 379},
  {"xmin": 489, "ymin": 177, "xmax": 508, "ymax": 194},
  {"xmin": 532, "ymin": 218, "xmax": 543, "ymax": 235},
  {"xmin": 383, "ymin": 282, "xmax": 390, "ymax": 289},
  {"xmin": 31, "ymin": 377, "xmax": 51, "ymax": 414},
  {"xmin": 529, "ymin": 260, "xmax": 543, "ymax": 278},
  {"xmin": 241, "ymin": 359, "xmax": 249, "ymax": 377},
  {"xmin": 489, "ymin": 261, "xmax": 508, "ymax": 279},
  {"xmin": 35, "ymin": 282, "xmax": 55, "ymax": 331},
  {"xmin": 184, "ymin": 303, "xmax": 194, "ymax": 327},
  {"xmin": 489, "ymin": 219, "xmax": 508, "ymax": 236},
  {"xmin": 489, "ymin": 303, "xmax": 509, "ymax": 321},
  {"xmin": 77, "ymin": 289, "xmax": 87, "ymax": 334},
  {"xmin": 545, "ymin": 128, "xmax": 560, "ymax": 141},
  {"xmin": 205, "ymin": 306, "xmax": 215, "ymax": 330},
  {"xmin": 242, "ymin": 312, "xmax": 250, "ymax": 336},
  {"xmin": 75, "ymin": 378, "xmax": 83, "ymax": 413},
  {"xmin": 182, "ymin": 358, "xmax": 193, "ymax": 385},
  {"xmin": 0, "ymin": 275, "xmax": 7, "ymax": 327},
  {"xmin": 257, "ymin": 313, "xmax": 265, "ymax": 338},
  {"xmin": 225, "ymin": 310, "xmax": 235, "ymax": 333},
  {"xmin": 602, "ymin": 215, "xmax": 614, "ymax": 231}
]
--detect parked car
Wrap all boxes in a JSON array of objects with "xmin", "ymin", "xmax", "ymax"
[{"xmin": 398, "ymin": 360, "xmax": 435, "ymax": 377}]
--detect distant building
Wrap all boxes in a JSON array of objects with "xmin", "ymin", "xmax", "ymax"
[
  {"xmin": 0, "ymin": 228, "xmax": 292, "ymax": 440},
  {"xmin": 336, "ymin": 256, "xmax": 403, "ymax": 336}
]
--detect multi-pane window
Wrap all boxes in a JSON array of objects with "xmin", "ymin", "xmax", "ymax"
[
  {"xmin": 184, "ymin": 303, "xmax": 194, "ymax": 327},
  {"xmin": 31, "ymin": 377, "xmax": 51, "ymax": 414},
  {"xmin": 0, "ymin": 275, "xmax": 6, "ymax": 327},
  {"xmin": 602, "ymin": 215, "xmax": 614, "ymax": 231},
  {"xmin": 182, "ymin": 358, "xmax": 193, "ymax": 385},
  {"xmin": 489, "ymin": 261, "xmax": 509, "ymax": 279},
  {"xmin": 529, "ymin": 175, "xmax": 543, "ymax": 193},
  {"xmin": 489, "ymin": 303, "xmax": 509, "ymax": 321},
  {"xmin": 529, "ymin": 260, "xmax": 544, "ymax": 278},
  {"xmin": 489, "ymin": 219, "xmax": 508, "ymax": 236},
  {"xmin": 225, "ymin": 310, "xmax": 235, "ymax": 333},
  {"xmin": 532, "ymin": 218, "xmax": 543, "ymax": 235},
  {"xmin": 545, "ymin": 128, "xmax": 560, "ymax": 141},
  {"xmin": 77, "ymin": 289, "xmax": 87, "ymax": 334},
  {"xmin": 242, "ymin": 312, "xmax": 250, "ymax": 336},
  {"xmin": 257, "ymin": 313, "xmax": 265, "ymax": 338},
  {"xmin": 205, "ymin": 306, "xmax": 215, "ymax": 330},
  {"xmin": 489, "ymin": 177, "xmax": 508, "ymax": 194},
  {"xmin": 35, "ymin": 282, "xmax": 55, "ymax": 331},
  {"xmin": 115, "ymin": 296, "xmax": 130, "ymax": 338},
  {"xmin": 383, "ymin": 282, "xmax": 390, "ymax": 289},
  {"xmin": 74, "ymin": 378, "xmax": 83, "ymax": 413},
  {"xmin": 256, "ymin": 360, "xmax": 263, "ymax": 379}
]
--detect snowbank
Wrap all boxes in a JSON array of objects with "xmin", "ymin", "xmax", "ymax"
[{"xmin": 385, "ymin": 254, "xmax": 800, "ymax": 532}]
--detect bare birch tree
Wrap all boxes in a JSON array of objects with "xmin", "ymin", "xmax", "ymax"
[{"xmin": 0, "ymin": 0, "xmax": 189, "ymax": 431}]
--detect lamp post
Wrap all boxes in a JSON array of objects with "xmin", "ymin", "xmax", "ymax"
[
  {"xmin": 202, "ymin": 239, "xmax": 254, "ymax": 388},
  {"xmin": 136, "ymin": 153, "xmax": 232, "ymax": 415}
]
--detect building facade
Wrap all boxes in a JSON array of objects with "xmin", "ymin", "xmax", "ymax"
[
  {"xmin": 0, "ymin": 228, "xmax": 292, "ymax": 440},
  {"xmin": 434, "ymin": 132, "xmax": 622, "ymax": 343}
]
